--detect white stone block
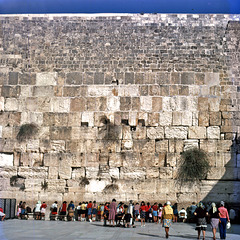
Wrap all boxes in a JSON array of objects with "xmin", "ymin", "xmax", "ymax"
[
  {"xmin": 82, "ymin": 112, "xmax": 94, "ymax": 127},
  {"xmin": 4, "ymin": 98, "xmax": 18, "ymax": 111},
  {"xmin": 182, "ymin": 111, "xmax": 192, "ymax": 126},
  {"xmin": 86, "ymin": 179, "xmax": 108, "ymax": 193},
  {"xmin": 109, "ymin": 168, "xmax": 120, "ymax": 179},
  {"xmin": 189, "ymin": 126, "xmax": 206, "ymax": 139},
  {"xmin": 147, "ymin": 127, "xmax": 164, "ymax": 139},
  {"xmin": 21, "ymin": 112, "xmax": 43, "ymax": 125},
  {"xmin": 129, "ymin": 112, "xmax": 137, "ymax": 126},
  {"xmin": 207, "ymin": 126, "xmax": 220, "ymax": 139},
  {"xmin": 119, "ymin": 86, "xmax": 139, "ymax": 97},
  {"xmin": 140, "ymin": 96, "xmax": 152, "ymax": 112},
  {"xmin": 183, "ymin": 140, "xmax": 199, "ymax": 151},
  {"xmin": 107, "ymin": 96, "xmax": 120, "ymax": 111},
  {"xmin": 165, "ymin": 127, "xmax": 188, "ymax": 139},
  {"xmin": 88, "ymin": 86, "xmax": 113, "ymax": 97},
  {"xmin": 0, "ymin": 97, "xmax": 4, "ymax": 111},
  {"xmin": 0, "ymin": 153, "xmax": 14, "ymax": 166},
  {"xmin": 162, "ymin": 97, "xmax": 176, "ymax": 111},
  {"xmin": 36, "ymin": 72, "xmax": 57, "ymax": 86},
  {"xmin": 187, "ymin": 97, "xmax": 198, "ymax": 112},
  {"xmin": 51, "ymin": 98, "xmax": 70, "ymax": 113},
  {"xmin": 205, "ymin": 72, "xmax": 220, "ymax": 86},
  {"xmin": 159, "ymin": 112, "xmax": 172, "ymax": 126}
]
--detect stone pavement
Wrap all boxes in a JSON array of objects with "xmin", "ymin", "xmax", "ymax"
[{"xmin": 0, "ymin": 220, "xmax": 239, "ymax": 240}]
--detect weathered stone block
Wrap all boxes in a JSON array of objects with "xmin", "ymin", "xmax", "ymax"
[
  {"xmin": 50, "ymin": 127, "xmax": 72, "ymax": 140},
  {"xmin": 207, "ymin": 126, "xmax": 220, "ymax": 139},
  {"xmin": 199, "ymin": 111, "xmax": 209, "ymax": 127},
  {"xmin": 132, "ymin": 126, "xmax": 146, "ymax": 140},
  {"xmin": 159, "ymin": 167, "xmax": 173, "ymax": 179},
  {"xmin": 94, "ymin": 72, "xmax": 104, "ymax": 84},
  {"xmin": 165, "ymin": 127, "xmax": 188, "ymax": 139},
  {"xmin": 19, "ymin": 73, "xmax": 36, "ymax": 85},
  {"xmin": 172, "ymin": 112, "xmax": 182, "ymax": 125},
  {"xmin": 147, "ymin": 127, "xmax": 164, "ymax": 140},
  {"xmin": 125, "ymin": 72, "xmax": 134, "ymax": 84},
  {"xmin": 71, "ymin": 167, "xmax": 85, "ymax": 179},
  {"xmin": 33, "ymin": 86, "xmax": 54, "ymax": 97},
  {"xmin": 205, "ymin": 72, "xmax": 219, "ymax": 86},
  {"xmin": 171, "ymin": 72, "xmax": 180, "ymax": 84},
  {"xmin": 4, "ymin": 98, "xmax": 18, "ymax": 111},
  {"xmin": 146, "ymin": 167, "xmax": 159, "ymax": 178},
  {"xmin": 18, "ymin": 167, "xmax": 48, "ymax": 179},
  {"xmin": 152, "ymin": 97, "xmax": 162, "ymax": 112},
  {"xmin": 156, "ymin": 140, "xmax": 168, "ymax": 152},
  {"xmin": 0, "ymin": 166, "xmax": 17, "ymax": 178},
  {"xmin": 120, "ymin": 97, "xmax": 131, "ymax": 111},
  {"xmin": 181, "ymin": 72, "xmax": 194, "ymax": 85},
  {"xmin": 195, "ymin": 73, "xmax": 205, "ymax": 85},
  {"xmin": 86, "ymin": 167, "xmax": 99, "ymax": 178},
  {"xmin": 66, "ymin": 72, "xmax": 82, "ymax": 85},
  {"xmin": 120, "ymin": 167, "xmax": 146, "ymax": 180},
  {"xmin": 198, "ymin": 97, "xmax": 208, "ymax": 111},
  {"xmin": 9, "ymin": 72, "xmax": 18, "ymax": 85},
  {"xmin": 82, "ymin": 112, "xmax": 94, "ymax": 127},
  {"xmin": 36, "ymin": 72, "xmax": 57, "ymax": 86},
  {"xmin": 51, "ymin": 98, "xmax": 70, "ymax": 113},
  {"xmin": 209, "ymin": 98, "xmax": 220, "ymax": 112},
  {"xmin": 189, "ymin": 126, "xmax": 206, "ymax": 139},
  {"xmin": 0, "ymin": 97, "xmax": 4, "ymax": 111},
  {"xmin": 209, "ymin": 112, "xmax": 221, "ymax": 126},
  {"xmin": 70, "ymin": 97, "xmax": 86, "ymax": 112},
  {"xmin": 0, "ymin": 153, "xmax": 14, "ymax": 166},
  {"xmin": 140, "ymin": 96, "xmax": 152, "ymax": 111},
  {"xmin": 183, "ymin": 140, "xmax": 199, "ymax": 151},
  {"xmin": 107, "ymin": 96, "xmax": 120, "ymax": 111},
  {"xmin": 159, "ymin": 112, "xmax": 172, "ymax": 126}
]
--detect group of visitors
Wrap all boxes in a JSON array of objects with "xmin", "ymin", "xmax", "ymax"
[{"xmin": 16, "ymin": 199, "xmax": 233, "ymax": 239}]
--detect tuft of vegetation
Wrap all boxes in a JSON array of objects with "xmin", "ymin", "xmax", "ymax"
[
  {"xmin": 41, "ymin": 179, "xmax": 48, "ymax": 191},
  {"xmin": 177, "ymin": 148, "xmax": 210, "ymax": 184},
  {"xmin": 103, "ymin": 184, "xmax": 119, "ymax": 193},
  {"xmin": 19, "ymin": 184, "xmax": 25, "ymax": 191},
  {"xmin": 79, "ymin": 177, "xmax": 90, "ymax": 186},
  {"xmin": 10, "ymin": 175, "xmax": 18, "ymax": 186},
  {"xmin": 17, "ymin": 123, "xmax": 38, "ymax": 141}
]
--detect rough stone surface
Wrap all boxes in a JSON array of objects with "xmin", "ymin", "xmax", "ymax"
[{"xmin": 0, "ymin": 14, "xmax": 239, "ymax": 205}]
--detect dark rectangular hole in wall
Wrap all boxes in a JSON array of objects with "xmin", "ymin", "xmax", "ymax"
[
  {"xmin": 121, "ymin": 119, "xmax": 129, "ymax": 125},
  {"xmin": 81, "ymin": 122, "xmax": 88, "ymax": 127},
  {"xmin": 138, "ymin": 119, "xmax": 145, "ymax": 126},
  {"xmin": 130, "ymin": 126, "xmax": 136, "ymax": 131}
]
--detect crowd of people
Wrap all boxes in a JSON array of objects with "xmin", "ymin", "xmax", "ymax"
[{"xmin": 15, "ymin": 199, "xmax": 239, "ymax": 239}]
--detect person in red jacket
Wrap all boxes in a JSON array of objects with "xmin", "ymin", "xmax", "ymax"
[
  {"xmin": 140, "ymin": 201, "xmax": 146, "ymax": 227},
  {"xmin": 152, "ymin": 202, "xmax": 158, "ymax": 223},
  {"xmin": 87, "ymin": 201, "xmax": 93, "ymax": 222}
]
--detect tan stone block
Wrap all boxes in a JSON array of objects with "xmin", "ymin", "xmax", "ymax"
[
  {"xmin": 169, "ymin": 85, "xmax": 178, "ymax": 96},
  {"xmin": 146, "ymin": 167, "xmax": 159, "ymax": 178},
  {"xmin": 205, "ymin": 72, "xmax": 220, "ymax": 86},
  {"xmin": 207, "ymin": 126, "xmax": 220, "ymax": 139},
  {"xmin": 182, "ymin": 111, "xmax": 192, "ymax": 126},
  {"xmin": 43, "ymin": 153, "xmax": 60, "ymax": 167},
  {"xmin": 200, "ymin": 140, "xmax": 217, "ymax": 153},
  {"xmin": 165, "ymin": 126, "xmax": 188, "ymax": 139},
  {"xmin": 177, "ymin": 193, "xmax": 197, "ymax": 203},
  {"xmin": 159, "ymin": 112, "xmax": 172, "ymax": 126},
  {"xmin": 54, "ymin": 86, "xmax": 63, "ymax": 97},
  {"xmin": 209, "ymin": 112, "xmax": 221, "ymax": 126},
  {"xmin": 156, "ymin": 140, "xmax": 168, "ymax": 152},
  {"xmin": 70, "ymin": 97, "xmax": 86, "ymax": 111},
  {"xmin": 189, "ymin": 126, "xmax": 206, "ymax": 139},
  {"xmin": 37, "ymin": 97, "xmax": 52, "ymax": 112},
  {"xmin": 51, "ymin": 98, "xmax": 70, "ymax": 113},
  {"xmin": 33, "ymin": 86, "xmax": 54, "ymax": 97},
  {"xmin": 148, "ymin": 113, "xmax": 159, "ymax": 127},
  {"xmin": 133, "ymin": 139, "xmax": 155, "ymax": 153},
  {"xmin": 217, "ymin": 140, "xmax": 232, "ymax": 153},
  {"xmin": 166, "ymin": 153, "xmax": 178, "ymax": 167},
  {"xmin": 199, "ymin": 111, "xmax": 209, "ymax": 126},
  {"xmin": 109, "ymin": 153, "xmax": 123, "ymax": 167},
  {"xmin": 132, "ymin": 97, "xmax": 140, "ymax": 111},
  {"xmin": 26, "ymin": 140, "xmax": 40, "ymax": 152},
  {"xmin": 107, "ymin": 96, "xmax": 120, "ymax": 111},
  {"xmin": 48, "ymin": 179, "xmax": 66, "ymax": 192},
  {"xmin": 86, "ymin": 167, "xmax": 99, "ymax": 178},
  {"xmin": 159, "ymin": 167, "xmax": 173, "ymax": 179},
  {"xmin": 0, "ymin": 166, "xmax": 17, "ymax": 178},
  {"xmin": 198, "ymin": 97, "xmax": 208, "ymax": 111},
  {"xmin": 209, "ymin": 98, "xmax": 220, "ymax": 112},
  {"xmin": 2, "ymin": 126, "xmax": 13, "ymax": 138},
  {"xmin": 20, "ymin": 152, "xmax": 43, "ymax": 167},
  {"xmin": 122, "ymin": 126, "xmax": 132, "ymax": 140},
  {"xmin": 96, "ymin": 97, "xmax": 107, "ymax": 111},
  {"xmin": 48, "ymin": 167, "xmax": 58, "ymax": 179},
  {"xmin": 207, "ymin": 167, "xmax": 225, "ymax": 180},
  {"xmin": 172, "ymin": 112, "xmax": 182, "ymax": 125},
  {"xmin": 71, "ymin": 167, "xmax": 85, "ymax": 179},
  {"xmin": 132, "ymin": 126, "xmax": 146, "ymax": 140},
  {"xmin": 120, "ymin": 167, "xmax": 146, "ymax": 180},
  {"xmin": 4, "ymin": 98, "xmax": 18, "ymax": 111},
  {"xmin": 18, "ymin": 167, "xmax": 48, "ymax": 179},
  {"xmin": 0, "ymin": 97, "xmax": 4, "ymax": 111},
  {"xmin": 50, "ymin": 127, "xmax": 72, "ymax": 140},
  {"xmin": 152, "ymin": 97, "xmax": 162, "ymax": 112},
  {"xmin": 147, "ymin": 127, "xmax": 164, "ymax": 140}
]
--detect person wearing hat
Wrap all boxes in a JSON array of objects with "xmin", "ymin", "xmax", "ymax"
[
  {"xmin": 161, "ymin": 201, "xmax": 174, "ymax": 238},
  {"xmin": 218, "ymin": 201, "xmax": 230, "ymax": 240}
]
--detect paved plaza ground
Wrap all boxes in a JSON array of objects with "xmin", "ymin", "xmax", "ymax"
[{"xmin": 0, "ymin": 220, "xmax": 240, "ymax": 240}]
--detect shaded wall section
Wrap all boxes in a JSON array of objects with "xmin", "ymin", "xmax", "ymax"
[{"xmin": 0, "ymin": 14, "xmax": 239, "ymax": 205}]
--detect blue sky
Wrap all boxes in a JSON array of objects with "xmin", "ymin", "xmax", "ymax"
[{"xmin": 0, "ymin": 0, "xmax": 239, "ymax": 14}]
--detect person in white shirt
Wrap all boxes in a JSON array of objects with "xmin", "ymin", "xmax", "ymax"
[{"xmin": 178, "ymin": 208, "xmax": 187, "ymax": 222}]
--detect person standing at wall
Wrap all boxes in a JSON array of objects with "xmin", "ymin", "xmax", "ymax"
[
  {"xmin": 218, "ymin": 201, "xmax": 230, "ymax": 240},
  {"xmin": 140, "ymin": 201, "xmax": 146, "ymax": 227},
  {"xmin": 194, "ymin": 202, "xmax": 208, "ymax": 240},
  {"xmin": 209, "ymin": 202, "xmax": 219, "ymax": 240},
  {"xmin": 161, "ymin": 201, "xmax": 174, "ymax": 239},
  {"xmin": 108, "ymin": 199, "xmax": 117, "ymax": 227}
]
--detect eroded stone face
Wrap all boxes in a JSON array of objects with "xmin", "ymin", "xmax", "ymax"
[{"xmin": 0, "ymin": 14, "xmax": 239, "ymax": 205}]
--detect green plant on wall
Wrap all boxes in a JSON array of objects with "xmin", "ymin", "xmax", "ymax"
[
  {"xmin": 41, "ymin": 179, "xmax": 48, "ymax": 191},
  {"xmin": 17, "ymin": 123, "xmax": 38, "ymax": 141},
  {"xmin": 177, "ymin": 148, "xmax": 210, "ymax": 184},
  {"xmin": 79, "ymin": 177, "xmax": 90, "ymax": 186}
]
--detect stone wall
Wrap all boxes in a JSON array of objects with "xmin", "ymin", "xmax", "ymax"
[{"xmin": 0, "ymin": 14, "xmax": 240, "ymax": 205}]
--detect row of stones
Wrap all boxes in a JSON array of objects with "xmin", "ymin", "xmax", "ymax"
[{"xmin": 1, "ymin": 71, "xmax": 221, "ymax": 86}]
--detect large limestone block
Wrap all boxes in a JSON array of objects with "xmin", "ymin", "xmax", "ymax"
[
  {"xmin": 48, "ymin": 167, "xmax": 59, "ymax": 179},
  {"xmin": 50, "ymin": 127, "xmax": 72, "ymax": 140},
  {"xmin": 48, "ymin": 179, "xmax": 66, "ymax": 192},
  {"xmin": 24, "ymin": 179, "xmax": 42, "ymax": 192},
  {"xmin": 207, "ymin": 126, "xmax": 220, "ymax": 139},
  {"xmin": 140, "ymin": 96, "xmax": 152, "ymax": 112},
  {"xmin": 159, "ymin": 167, "xmax": 173, "ymax": 179},
  {"xmin": 209, "ymin": 112, "xmax": 221, "ymax": 126},
  {"xmin": 148, "ymin": 113, "xmax": 159, "ymax": 127},
  {"xmin": 146, "ymin": 167, "xmax": 160, "ymax": 178},
  {"xmin": 159, "ymin": 112, "xmax": 172, "ymax": 126},
  {"xmin": 147, "ymin": 127, "xmax": 164, "ymax": 140},
  {"xmin": 36, "ymin": 72, "xmax": 57, "ymax": 86},
  {"xmin": 177, "ymin": 192, "xmax": 197, "ymax": 203},
  {"xmin": 152, "ymin": 97, "xmax": 162, "ymax": 112},
  {"xmin": 109, "ymin": 168, "xmax": 120, "ymax": 179},
  {"xmin": 26, "ymin": 140, "xmax": 40, "ymax": 152},
  {"xmin": 71, "ymin": 167, "xmax": 85, "ymax": 179},
  {"xmin": 20, "ymin": 86, "xmax": 33, "ymax": 97},
  {"xmin": 43, "ymin": 153, "xmax": 60, "ymax": 167},
  {"xmin": 50, "ymin": 140, "xmax": 65, "ymax": 152},
  {"xmin": 59, "ymin": 161, "xmax": 72, "ymax": 180},
  {"xmin": 156, "ymin": 140, "xmax": 168, "ymax": 152},
  {"xmin": 118, "ymin": 85, "xmax": 139, "ymax": 97},
  {"xmin": 209, "ymin": 98, "xmax": 220, "ymax": 112},
  {"xmin": 70, "ymin": 97, "xmax": 86, "ymax": 112},
  {"xmin": 165, "ymin": 127, "xmax": 188, "ymax": 139},
  {"xmin": 88, "ymin": 86, "xmax": 113, "ymax": 97},
  {"xmin": 189, "ymin": 126, "xmax": 206, "ymax": 139},
  {"xmin": 132, "ymin": 126, "xmax": 146, "ymax": 140},
  {"xmin": 51, "ymin": 98, "xmax": 70, "ymax": 113},
  {"xmin": 200, "ymin": 140, "xmax": 217, "ymax": 153},
  {"xmin": 0, "ymin": 178, "xmax": 11, "ymax": 191},
  {"xmin": 107, "ymin": 96, "xmax": 120, "ymax": 111},
  {"xmin": 20, "ymin": 152, "xmax": 43, "ymax": 167},
  {"xmin": 205, "ymin": 72, "xmax": 220, "ymax": 86},
  {"xmin": 129, "ymin": 112, "xmax": 138, "ymax": 126},
  {"xmin": 0, "ymin": 153, "xmax": 14, "ymax": 166},
  {"xmin": 183, "ymin": 140, "xmax": 199, "ymax": 151},
  {"xmin": 172, "ymin": 112, "xmax": 182, "ymax": 125},
  {"xmin": 182, "ymin": 111, "xmax": 192, "ymax": 126},
  {"xmin": 199, "ymin": 111, "xmax": 209, "ymax": 126},
  {"xmin": 82, "ymin": 112, "xmax": 94, "ymax": 127},
  {"xmin": 33, "ymin": 86, "xmax": 54, "ymax": 97},
  {"xmin": 109, "ymin": 153, "xmax": 123, "ymax": 167},
  {"xmin": 166, "ymin": 153, "xmax": 178, "ymax": 167},
  {"xmin": 18, "ymin": 167, "xmax": 48, "ymax": 179},
  {"xmin": 86, "ymin": 167, "xmax": 99, "ymax": 178},
  {"xmin": 0, "ymin": 166, "xmax": 17, "ymax": 178},
  {"xmin": 21, "ymin": 112, "xmax": 43, "ymax": 125},
  {"xmin": 120, "ymin": 167, "xmax": 146, "ymax": 180},
  {"xmin": 4, "ymin": 98, "xmax": 18, "ymax": 111},
  {"xmin": 86, "ymin": 179, "xmax": 108, "ymax": 193},
  {"xmin": 122, "ymin": 152, "xmax": 141, "ymax": 167}
]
